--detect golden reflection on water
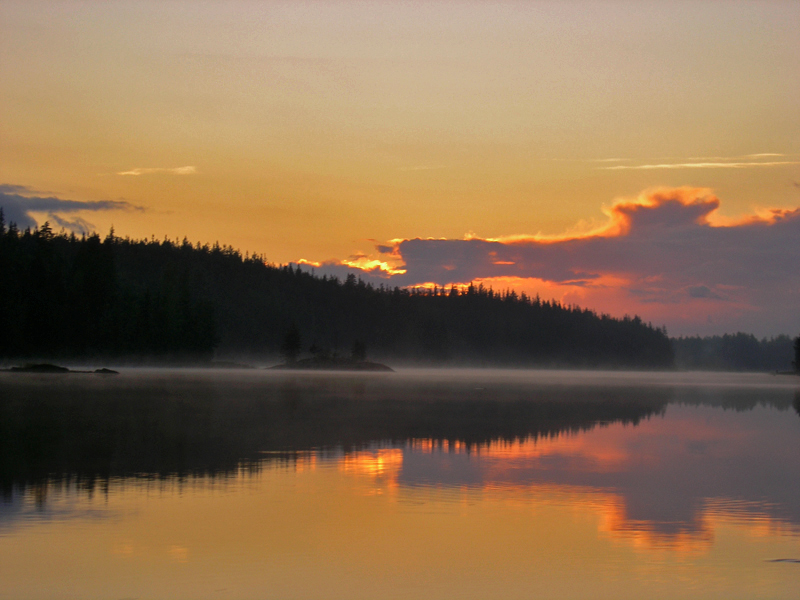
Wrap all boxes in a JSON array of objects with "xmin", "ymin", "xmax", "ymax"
[
  {"xmin": 1, "ymin": 403, "xmax": 799, "ymax": 599},
  {"xmin": 336, "ymin": 439, "xmax": 798, "ymax": 557},
  {"xmin": 339, "ymin": 448, "xmax": 404, "ymax": 479},
  {"xmin": 262, "ymin": 401, "xmax": 800, "ymax": 567}
]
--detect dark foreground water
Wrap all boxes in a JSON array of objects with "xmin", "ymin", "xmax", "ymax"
[{"xmin": 1, "ymin": 369, "xmax": 799, "ymax": 599}]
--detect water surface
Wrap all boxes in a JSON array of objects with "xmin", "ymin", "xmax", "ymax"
[{"xmin": 1, "ymin": 369, "xmax": 799, "ymax": 599}]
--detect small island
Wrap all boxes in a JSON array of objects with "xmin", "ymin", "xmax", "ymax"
[
  {"xmin": 269, "ymin": 325, "xmax": 393, "ymax": 371},
  {"xmin": 3, "ymin": 363, "xmax": 119, "ymax": 374}
]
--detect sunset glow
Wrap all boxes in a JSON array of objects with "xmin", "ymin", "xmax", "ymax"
[
  {"xmin": 305, "ymin": 188, "xmax": 800, "ymax": 335},
  {"xmin": 2, "ymin": 1, "xmax": 798, "ymax": 335}
]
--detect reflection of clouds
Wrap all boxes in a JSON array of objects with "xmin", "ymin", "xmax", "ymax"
[
  {"xmin": 604, "ymin": 498, "xmax": 800, "ymax": 554},
  {"xmin": 3, "ymin": 374, "xmax": 797, "ymax": 557},
  {"xmin": 0, "ymin": 483, "xmax": 113, "ymax": 533},
  {"xmin": 598, "ymin": 497, "xmax": 714, "ymax": 553},
  {"xmin": 391, "ymin": 404, "xmax": 800, "ymax": 553}
]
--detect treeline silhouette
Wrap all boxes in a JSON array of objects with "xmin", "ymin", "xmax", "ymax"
[
  {"xmin": 0, "ymin": 219, "xmax": 216, "ymax": 360},
  {"xmin": 0, "ymin": 216, "xmax": 673, "ymax": 366},
  {"xmin": 671, "ymin": 333, "xmax": 796, "ymax": 372}
]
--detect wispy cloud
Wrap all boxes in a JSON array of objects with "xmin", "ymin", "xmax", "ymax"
[
  {"xmin": 397, "ymin": 165, "xmax": 447, "ymax": 172},
  {"xmin": 117, "ymin": 166, "xmax": 197, "ymax": 176},
  {"xmin": 601, "ymin": 161, "xmax": 799, "ymax": 170},
  {"xmin": 684, "ymin": 153, "xmax": 787, "ymax": 160},
  {"xmin": 0, "ymin": 184, "xmax": 143, "ymax": 234}
]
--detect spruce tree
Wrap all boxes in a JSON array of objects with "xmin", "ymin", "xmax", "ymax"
[{"xmin": 281, "ymin": 322, "xmax": 302, "ymax": 364}]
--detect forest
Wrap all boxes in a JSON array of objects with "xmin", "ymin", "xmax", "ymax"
[
  {"xmin": 672, "ymin": 334, "xmax": 797, "ymax": 372},
  {"xmin": 0, "ymin": 215, "xmax": 676, "ymax": 367}
]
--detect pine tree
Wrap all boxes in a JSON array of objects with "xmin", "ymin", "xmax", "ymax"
[
  {"xmin": 281, "ymin": 322, "xmax": 302, "ymax": 364},
  {"xmin": 351, "ymin": 340, "xmax": 366, "ymax": 362}
]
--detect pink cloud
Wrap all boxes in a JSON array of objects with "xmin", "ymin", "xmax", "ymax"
[{"xmin": 301, "ymin": 188, "xmax": 800, "ymax": 336}]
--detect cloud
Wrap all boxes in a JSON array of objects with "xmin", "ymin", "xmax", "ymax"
[
  {"xmin": 686, "ymin": 285, "xmax": 723, "ymax": 300},
  {"xmin": 601, "ymin": 161, "xmax": 799, "ymax": 170},
  {"xmin": 0, "ymin": 184, "xmax": 143, "ymax": 234},
  {"xmin": 0, "ymin": 184, "xmax": 35, "ymax": 195},
  {"xmin": 685, "ymin": 153, "xmax": 786, "ymax": 160},
  {"xmin": 305, "ymin": 188, "xmax": 800, "ymax": 335},
  {"xmin": 397, "ymin": 165, "xmax": 447, "ymax": 172},
  {"xmin": 117, "ymin": 166, "xmax": 197, "ymax": 176},
  {"xmin": 296, "ymin": 253, "xmax": 406, "ymax": 283}
]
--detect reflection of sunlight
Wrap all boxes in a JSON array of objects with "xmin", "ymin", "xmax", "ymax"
[
  {"xmin": 337, "ymin": 448, "xmax": 404, "ymax": 496},
  {"xmin": 339, "ymin": 449, "xmax": 403, "ymax": 479},
  {"xmin": 294, "ymin": 453, "xmax": 318, "ymax": 473}
]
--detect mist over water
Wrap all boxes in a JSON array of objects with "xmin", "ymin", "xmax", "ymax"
[{"xmin": 1, "ymin": 369, "xmax": 798, "ymax": 599}]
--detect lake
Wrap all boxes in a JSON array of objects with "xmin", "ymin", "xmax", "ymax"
[{"xmin": 1, "ymin": 369, "xmax": 798, "ymax": 599}]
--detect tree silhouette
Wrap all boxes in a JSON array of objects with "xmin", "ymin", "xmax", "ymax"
[
  {"xmin": 281, "ymin": 322, "xmax": 301, "ymax": 364},
  {"xmin": 793, "ymin": 335, "xmax": 800, "ymax": 373},
  {"xmin": 351, "ymin": 339, "xmax": 366, "ymax": 362},
  {"xmin": 0, "ymin": 219, "xmax": 677, "ymax": 366},
  {"xmin": 673, "ymin": 333, "xmax": 795, "ymax": 372}
]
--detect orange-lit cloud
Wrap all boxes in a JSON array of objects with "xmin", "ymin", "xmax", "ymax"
[
  {"xmin": 116, "ymin": 166, "xmax": 197, "ymax": 176},
  {"xmin": 298, "ymin": 253, "xmax": 406, "ymax": 278},
  {"xmin": 602, "ymin": 161, "xmax": 799, "ymax": 170},
  {"xmin": 302, "ymin": 188, "xmax": 800, "ymax": 335}
]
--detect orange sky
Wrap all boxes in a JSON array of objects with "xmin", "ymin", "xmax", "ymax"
[{"xmin": 1, "ymin": 1, "xmax": 799, "ymax": 335}]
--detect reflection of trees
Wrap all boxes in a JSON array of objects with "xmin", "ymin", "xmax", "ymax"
[
  {"xmin": 0, "ymin": 375, "xmax": 670, "ymax": 498},
  {"xmin": 672, "ymin": 333, "xmax": 795, "ymax": 372},
  {"xmin": 673, "ymin": 387, "xmax": 797, "ymax": 412}
]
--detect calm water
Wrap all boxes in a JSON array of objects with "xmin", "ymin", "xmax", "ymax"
[{"xmin": 1, "ymin": 369, "xmax": 799, "ymax": 599}]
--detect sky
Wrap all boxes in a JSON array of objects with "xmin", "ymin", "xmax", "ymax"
[{"xmin": 1, "ymin": 0, "xmax": 799, "ymax": 336}]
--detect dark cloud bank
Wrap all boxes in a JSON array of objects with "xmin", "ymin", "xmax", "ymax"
[
  {"xmin": 306, "ymin": 188, "xmax": 800, "ymax": 336},
  {"xmin": 0, "ymin": 184, "xmax": 141, "ymax": 235}
]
